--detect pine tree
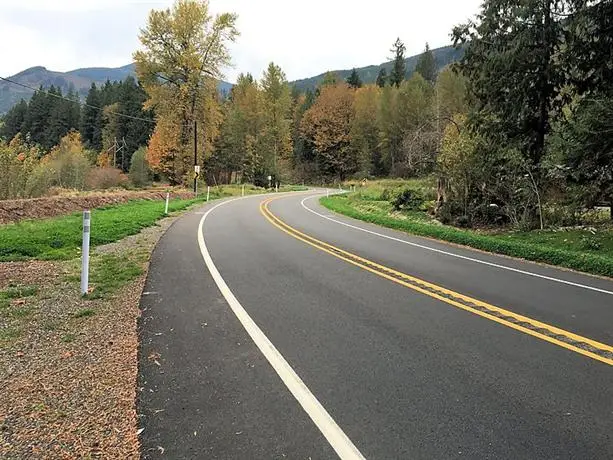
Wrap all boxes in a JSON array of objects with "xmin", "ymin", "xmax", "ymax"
[
  {"xmin": 45, "ymin": 87, "xmax": 78, "ymax": 150},
  {"xmin": 81, "ymin": 83, "xmax": 102, "ymax": 150},
  {"xmin": 376, "ymin": 68, "xmax": 388, "ymax": 88},
  {"xmin": 0, "ymin": 100, "xmax": 27, "ymax": 141},
  {"xmin": 116, "ymin": 77, "xmax": 154, "ymax": 171},
  {"xmin": 346, "ymin": 68, "xmax": 363, "ymax": 88},
  {"xmin": 390, "ymin": 38, "xmax": 406, "ymax": 87},
  {"xmin": 23, "ymin": 86, "xmax": 52, "ymax": 148},
  {"xmin": 453, "ymin": 0, "xmax": 573, "ymax": 165},
  {"xmin": 415, "ymin": 43, "xmax": 437, "ymax": 83},
  {"xmin": 320, "ymin": 71, "xmax": 340, "ymax": 88}
]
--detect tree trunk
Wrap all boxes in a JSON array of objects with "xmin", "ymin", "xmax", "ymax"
[{"xmin": 535, "ymin": 0, "xmax": 553, "ymax": 165}]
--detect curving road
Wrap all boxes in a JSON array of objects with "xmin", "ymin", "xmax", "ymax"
[{"xmin": 138, "ymin": 191, "xmax": 613, "ymax": 459}]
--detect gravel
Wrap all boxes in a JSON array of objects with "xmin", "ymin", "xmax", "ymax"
[{"xmin": 0, "ymin": 210, "xmax": 184, "ymax": 458}]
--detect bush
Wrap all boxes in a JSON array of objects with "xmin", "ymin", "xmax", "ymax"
[
  {"xmin": 129, "ymin": 147, "xmax": 151, "ymax": 187},
  {"xmin": 454, "ymin": 215, "xmax": 471, "ymax": 228},
  {"xmin": 0, "ymin": 135, "xmax": 41, "ymax": 199},
  {"xmin": 391, "ymin": 187, "xmax": 425, "ymax": 211},
  {"xmin": 86, "ymin": 167, "xmax": 129, "ymax": 190}
]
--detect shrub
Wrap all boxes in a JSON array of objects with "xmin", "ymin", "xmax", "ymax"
[
  {"xmin": 86, "ymin": 167, "xmax": 129, "ymax": 190},
  {"xmin": 454, "ymin": 215, "xmax": 471, "ymax": 228},
  {"xmin": 0, "ymin": 135, "xmax": 41, "ymax": 199},
  {"xmin": 391, "ymin": 187, "xmax": 425, "ymax": 211},
  {"xmin": 129, "ymin": 147, "xmax": 151, "ymax": 187}
]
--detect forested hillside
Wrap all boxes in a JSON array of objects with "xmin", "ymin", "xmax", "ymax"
[
  {"xmin": 291, "ymin": 45, "xmax": 463, "ymax": 92},
  {"xmin": 0, "ymin": 64, "xmax": 233, "ymax": 114}
]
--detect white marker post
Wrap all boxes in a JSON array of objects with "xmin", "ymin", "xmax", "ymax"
[
  {"xmin": 81, "ymin": 210, "xmax": 91, "ymax": 296},
  {"xmin": 164, "ymin": 192, "xmax": 170, "ymax": 215},
  {"xmin": 242, "ymin": 184, "xmax": 245, "ymax": 197},
  {"xmin": 206, "ymin": 186, "xmax": 210, "ymax": 202},
  {"xmin": 275, "ymin": 183, "xmax": 279, "ymax": 193},
  {"xmin": 326, "ymin": 188, "xmax": 329, "ymax": 198}
]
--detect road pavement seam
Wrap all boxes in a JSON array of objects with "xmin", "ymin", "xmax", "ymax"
[
  {"xmin": 262, "ymin": 197, "xmax": 613, "ymax": 367},
  {"xmin": 301, "ymin": 195, "xmax": 613, "ymax": 296},
  {"xmin": 197, "ymin": 195, "xmax": 366, "ymax": 460}
]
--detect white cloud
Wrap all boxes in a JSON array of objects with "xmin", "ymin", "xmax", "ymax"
[{"xmin": 0, "ymin": 0, "xmax": 481, "ymax": 82}]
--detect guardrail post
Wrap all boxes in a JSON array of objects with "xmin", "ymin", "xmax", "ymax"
[{"xmin": 81, "ymin": 210, "xmax": 91, "ymax": 296}]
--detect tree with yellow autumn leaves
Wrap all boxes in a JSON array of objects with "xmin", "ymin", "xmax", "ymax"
[{"xmin": 134, "ymin": 0, "xmax": 237, "ymax": 184}]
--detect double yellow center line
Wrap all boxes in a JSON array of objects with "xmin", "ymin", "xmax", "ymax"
[{"xmin": 260, "ymin": 196, "xmax": 613, "ymax": 366}]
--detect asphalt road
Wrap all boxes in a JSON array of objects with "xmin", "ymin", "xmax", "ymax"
[{"xmin": 138, "ymin": 191, "xmax": 613, "ymax": 459}]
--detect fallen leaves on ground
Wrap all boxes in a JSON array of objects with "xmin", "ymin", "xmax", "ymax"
[{"xmin": 0, "ymin": 214, "xmax": 179, "ymax": 458}]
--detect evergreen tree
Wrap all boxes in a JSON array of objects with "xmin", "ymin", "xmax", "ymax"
[
  {"xmin": 415, "ymin": 43, "xmax": 437, "ymax": 83},
  {"xmin": 563, "ymin": 0, "xmax": 613, "ymax": 97},
  {"xmin": 453, "ymin": 0, "xmax": 574, "ymax": 165},
  {"xmin": 320, "ymin": 71, "xmax": 340, "ymax": 87},
  {"xmin": 116, "ymin": 77, "xmax": 154, "ymax": 171},
  {"xmin": 562, "ymin": 96, "xmax": 613, "ymax": 219},
  {"xmin": 0, "ymin": 100, "xmax": 27, "ymax": 141},
  {"xmin": 390, "ymin": 38, "xmax": 406, "ymax": 87},
  {"xmin": 22, "ymin": 86, "xmax": 52, "ymax": 148},
  {"xmin": 45, "ymin": 87, "xmax": 79, "ymax": 151},
  {"xmin": 346, "ymin": 68, "xmax": 363, "ymax": 88},
  {"xmin": 81, "ymin": 83, "xmax": 102, "ymax": 151},
  {"xmin": 376, "ymin": 68, "xmax": 388, "ymax": 88}
]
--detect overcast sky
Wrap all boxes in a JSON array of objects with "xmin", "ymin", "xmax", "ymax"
[{"xmin": 0, "ymin": 0, "xmax": 482, "ymax": 83}]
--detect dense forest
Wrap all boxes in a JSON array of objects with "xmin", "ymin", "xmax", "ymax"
[{"xmin": 1, "ymin": 0, "xmax": 612, "ymax": 230}]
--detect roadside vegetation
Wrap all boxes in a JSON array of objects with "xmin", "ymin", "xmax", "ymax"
[
  {"xmin": 0, "ymin": 182, "xmax": 283, "ymax": 261},
  {"xmin": 322, "ymin": 179, "xmax": 613, "ymax": 277}
]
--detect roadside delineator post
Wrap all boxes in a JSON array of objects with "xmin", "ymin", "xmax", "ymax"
[
  {"xmin": 81, "ymin": 210, "xmax": 91, "ymax": 296},
  {"xmin": 326, "ymin": 188, "xmax": 329, "ymax": 197},
  {"xmin": 242, "ymin": 184, "xmax": 245, "ymax": 197},
  {"xmin": 206, "ymin": 186, "xmax": 210, "ymax": 202},
  {"xmin": 164, "ymin": 192, "xmax": 170, "ymax": 215}
]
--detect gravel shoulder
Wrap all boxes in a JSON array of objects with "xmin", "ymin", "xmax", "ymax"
[{"xmin": 0, "ymin": 213, "xmax": 180, "ymax": 459}]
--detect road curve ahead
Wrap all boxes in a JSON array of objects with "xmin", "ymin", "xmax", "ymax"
[{"xmin": 138, "ymin": 191, "xmax": 613, "ymax": 459}]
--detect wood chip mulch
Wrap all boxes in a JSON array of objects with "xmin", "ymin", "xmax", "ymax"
[{"xmin": 0, "ymin": 215, "xmax": 179, "ymax": 459}]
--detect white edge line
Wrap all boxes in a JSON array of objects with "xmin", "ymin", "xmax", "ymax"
[
  {"xmin": 301, "ymin": 195, "xmax": 613, "ymax": 296},
  {"xmin": 197, "ymin": 195, "xmax": 366, "ymax": 460}
]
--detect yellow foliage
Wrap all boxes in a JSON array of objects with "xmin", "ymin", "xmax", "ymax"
[{"xmin": 301, "ymin": 83, "xmax": 356, "ymax": 178}]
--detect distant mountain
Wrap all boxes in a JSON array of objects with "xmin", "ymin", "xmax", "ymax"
[
  {"xmin": 291, "ymin": 45, "xmax": 464, "ymax": 92},
  {"xmin": 1, "ymin": 45, "xmax": 461, "ymax": 114},
  {"xmin": 0, "ymin": 64, "xmax": 233, "ymax": 114},
  {"xmin": 67, "ymin": 64, "xmax": 136, "ymax": 83}
]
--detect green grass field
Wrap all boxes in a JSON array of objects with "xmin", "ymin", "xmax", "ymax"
[
  {"xmin": 321, "ymin": 188, "xmax": 613, "ymax": 278},
  {"xmin": 0, "ymin": 197, "xmax": 204, "ymax": 261},
  {"xmin": 0, "ymin": 184, "xmax": 299, "ymax": 262}
]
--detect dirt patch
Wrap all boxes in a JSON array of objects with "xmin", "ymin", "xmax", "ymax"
[
  {"xmin": 0, "ymin": 190, "xmax": 196, "ymax": 225},
  {"xmin": 0, "ymin": 211, "xmax": 183, "ymax": 458}
]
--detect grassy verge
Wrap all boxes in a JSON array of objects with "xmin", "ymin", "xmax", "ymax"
[
  {"xmin": 0, "ymin": 184, "xmax": 296, "ymax": 262},
  {"xmin": 321, "ymin": 194, "xmax": 613, "ymax": 278}
]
